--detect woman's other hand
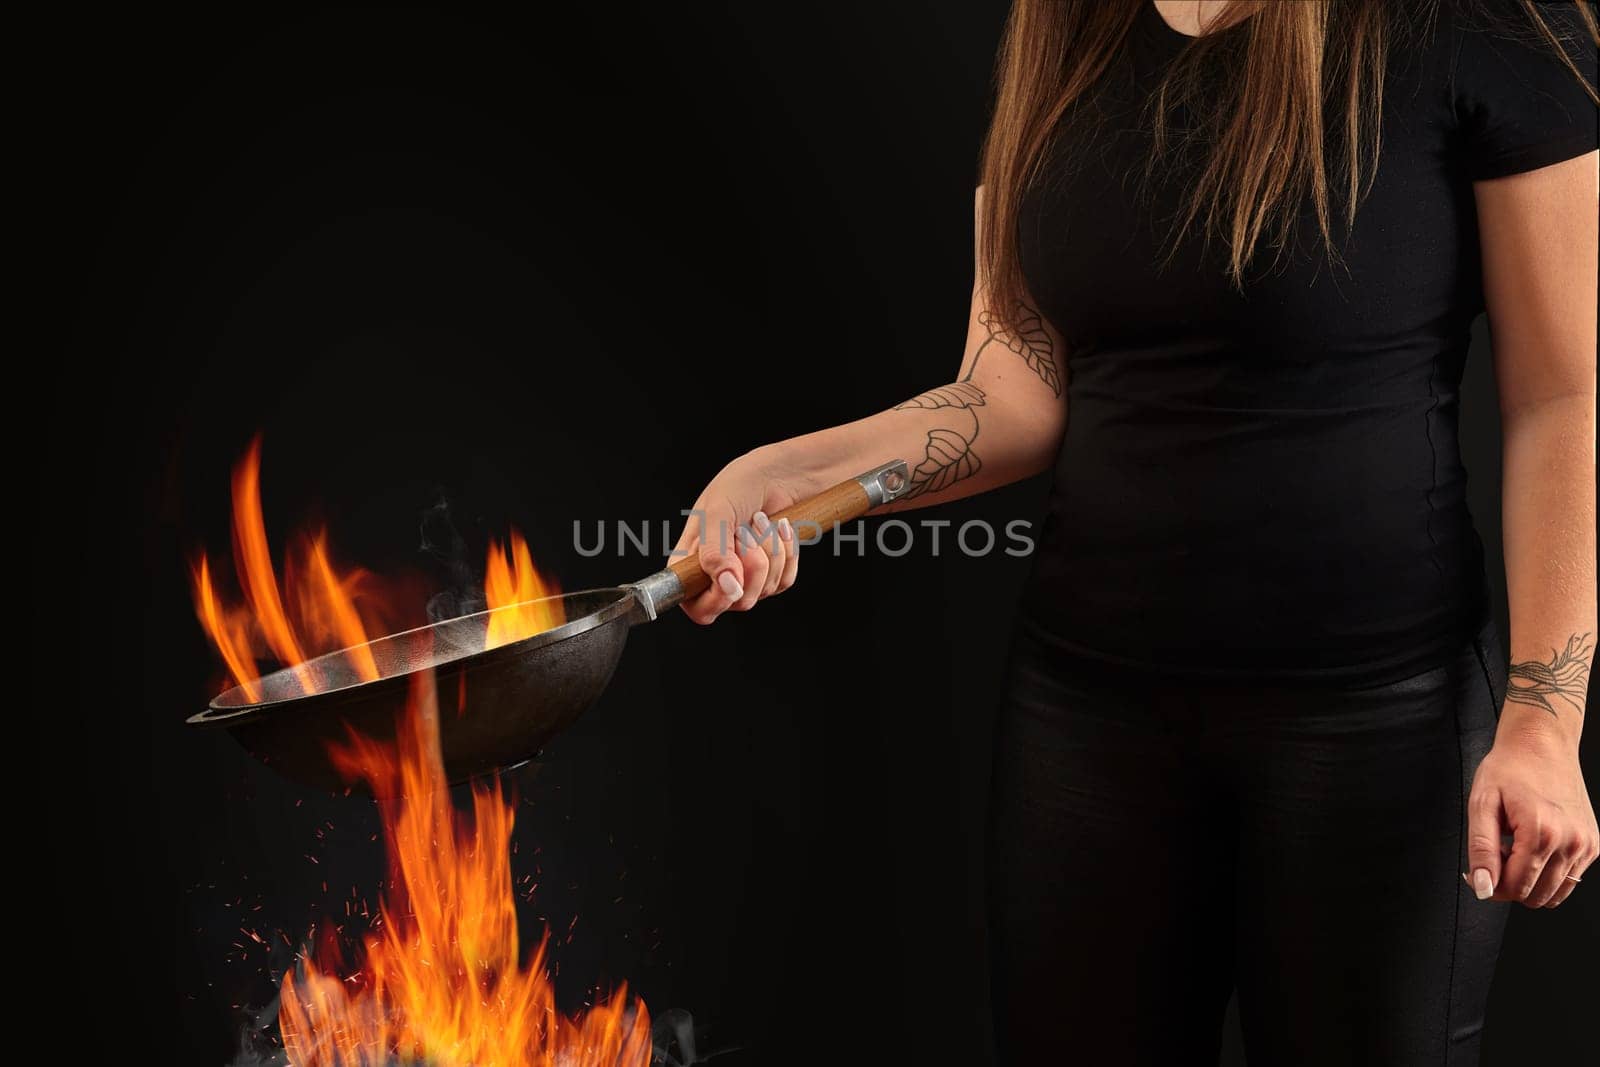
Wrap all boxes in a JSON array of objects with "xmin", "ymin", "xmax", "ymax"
[{"xmin": 1466, "ymin": 728, "xmax": 1599, "ymax": 908}]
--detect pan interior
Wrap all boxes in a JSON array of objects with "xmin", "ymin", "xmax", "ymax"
[{"xmin": 205, "ymin": 587, "xmax": 634, "ymax": 712}]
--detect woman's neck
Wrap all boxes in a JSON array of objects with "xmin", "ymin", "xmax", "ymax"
[{"xmin": 1152, "ymin": 0, "xmax": 1235, "ymax": 38}]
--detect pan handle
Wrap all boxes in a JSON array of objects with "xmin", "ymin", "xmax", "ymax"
[{"xmin": 625, "ymin": 459, "xmax": 911, "ymax": 621}]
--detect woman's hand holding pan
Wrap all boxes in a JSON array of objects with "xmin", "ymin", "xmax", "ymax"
[{"xmin": 669, "ymin": 447, "xmax": 818, "ymax": 625}]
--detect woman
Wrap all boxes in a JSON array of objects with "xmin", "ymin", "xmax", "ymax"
[{"xmin": 672, "ymin": 1, "xmax": 1597, "ymax": 1062}]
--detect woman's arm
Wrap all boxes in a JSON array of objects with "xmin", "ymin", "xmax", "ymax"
[
  {"xmin": 1465, "ymin": 149, "xmax": 1598, "ymax": 909},
  {"xmin": 670, "ymin": 185, "xmax": 1069, "ymax": 623}
]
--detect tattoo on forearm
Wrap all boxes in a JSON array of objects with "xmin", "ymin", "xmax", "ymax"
[
  {"xmin": 895, "ymin": 382, "xmax": 985, "ymax": 499},
  {"xmin": 1506, "ymin": 632, "xmax": 1594, "ymax": 717},
  {"xmin": 892, "ymin": 302, "xmax": 1059, "ymax": 500}
]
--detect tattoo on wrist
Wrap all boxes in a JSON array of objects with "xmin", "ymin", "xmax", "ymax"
[
  {"xmin": 1506, "ymin": 632, "xmax": 1594, "ymax": 718},
  {"xmin": 892, "ymin": 302, "xmax": 1059, "ymax": 500}
]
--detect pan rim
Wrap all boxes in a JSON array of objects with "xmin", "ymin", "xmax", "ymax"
[{"xmin": 187, "ymin": 586, "xmax": 637, "ymax": 726}]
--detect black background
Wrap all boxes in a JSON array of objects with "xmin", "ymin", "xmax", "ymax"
[{"xmin": 29, "ymin": 4, "xmax": 1596, "ymax": 1064}]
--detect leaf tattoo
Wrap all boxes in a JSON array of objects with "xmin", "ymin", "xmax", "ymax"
[
  {"xmin": 890, "ymin": 301, "xmax": 1057, "ymax": 503},
  {"xmin": 895, "ymin": 381, "xmax": 987, "ymax": 411},
  {"xmin": 978, "ymin": 305, "xmax": 1061, "ymax": 397},
  {"xmin": 906, "ymin": 428, "xmax": 983, "ymax": 499},
  {"xmin": 1506, "ymin": 632, "xmax": 1594, "ymax": 717}
]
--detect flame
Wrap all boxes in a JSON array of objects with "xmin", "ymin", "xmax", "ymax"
[
  {"xmin": 192, "ymin": 437, "xmax": 566, "ymax": 697},
  {"xmin": 190, "ymin": 440, "xmax": 640, "ymax": 1060},
  {"xmin": 277, "ymin": 668, "xmax": 651, "ymax": 1065},
  {"xmin": 485, "ymin": 531, "xmax": 565, "ymax": 650},
  {"xmin": 301, "ymin": 537, "xmax": 382, "ymax": 684},
  {"xmin": 231, "ymin": 438, "xmax": 309, "ymax": 668},
  {"xmin": 193, "ymin": 555, "xmax": 263, "ymax": 703}
]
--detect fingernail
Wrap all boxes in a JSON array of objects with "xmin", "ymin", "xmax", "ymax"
[
  {"xmin": 717, "ymin": 571, "xmax": 743, "ymax": 598},
  {"xmin": 752, "ymin": 511, "xmax": 771, "ymax": 535},
  {"xmin": 1472, "ymin": 869, "xmax": 1493, "ymax": 900},
  {"xmin": 777, "ymin": 517, "xmax": 793, "ymax": 542}
]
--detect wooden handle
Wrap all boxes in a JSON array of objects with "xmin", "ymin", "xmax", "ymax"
[{"xmin": 666, "ymin": 477, "xmax": 874, "ymax": 600}]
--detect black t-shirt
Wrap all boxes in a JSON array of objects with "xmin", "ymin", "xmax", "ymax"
[{"xmin": 1016, "ymin": 0, "xmax": 1597, "ymax": 686}]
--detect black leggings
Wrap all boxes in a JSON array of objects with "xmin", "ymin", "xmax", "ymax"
[{"xmin": 986, "ymin": 614, "xmax": 1510, "ymax": 1066}]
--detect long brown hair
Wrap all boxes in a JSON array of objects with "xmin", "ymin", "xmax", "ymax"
[{"xmin": 978, "ymin": 0, "xmax": 1599, "ymax": 324}]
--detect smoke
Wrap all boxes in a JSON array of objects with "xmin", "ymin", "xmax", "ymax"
[
  {"xmin": 650, "ymin": 1008, "xmax": 742, "ymax": 1065},
  {"xmin": 226, "ymin": 995, "xmax": 288, "ymax": 1066},
  {"xmin": 228, "ymin": 997, "xmax": 737, "ymax": 1066},
  {"xmin": 419, "ymin": 496, "xmax": 486, "ymax": 624}
]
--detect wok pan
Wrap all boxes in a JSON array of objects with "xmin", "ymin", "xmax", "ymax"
[{"xmin": 187, "ymin": 461, "xmax": 910, "ymax": 791}]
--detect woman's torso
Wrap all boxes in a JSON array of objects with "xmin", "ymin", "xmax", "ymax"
[{"xmin": 1014, "ymin": 1, "xmax": 1539, "ymax": 686}]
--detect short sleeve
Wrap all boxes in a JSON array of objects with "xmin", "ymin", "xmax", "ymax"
[{"xmin": 1450, "ymin": 3, "xmax": 1598, "ymax": 181}]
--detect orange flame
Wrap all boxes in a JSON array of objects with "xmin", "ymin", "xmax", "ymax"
[
  {"xmin": 190, "ymin": 440, "xmax": 639, "ymax": 1060},
  {"xmin": 302, "ymin": 537, "xmax": 381, "ymax": 684},
  {"xmin": 485, "ymin": 531, "xmax": 566, "ymax": 650},
  {"xmin": 193, "ymin": 555, "xmax": 263, "ymax": 703},
  {"xmin": 231, "ymin": 438, "xmax": 308, "ymax": 668},
  {"xmin": 192, "ymin": 437, "xmax": 566, "ymax": 697},
  {"xmin": 277, "ymin": 668, "xmax": 651, "ymax": 1065}
]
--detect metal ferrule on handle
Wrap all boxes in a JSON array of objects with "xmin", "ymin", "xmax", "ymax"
[{"xmin": 624, "ymin": 459, "xmax": 911, "ymax": 622}]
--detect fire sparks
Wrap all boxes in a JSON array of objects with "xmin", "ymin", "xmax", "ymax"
[
  {"xmin": 192, "ymin": 437, "xmax": 566, "ymax": 698},
  {"xmin": 277, "ymin": 669, "xmax": 651, "ymax": 1066}
]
